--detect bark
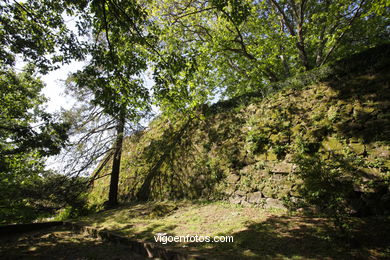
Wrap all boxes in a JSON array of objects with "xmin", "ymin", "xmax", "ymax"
[
  {"xmin": 107, "ymin": 114, "xmax": 125, "ymax": 208},
  {"xmin": 296, "ymin": 0, "xmax": 310, "ymax": 70},
  {"xmin": 320, "ymin": 0, "xmax": 366, "ymax": 66},
  {"xmin": 270, "ymin": 0, "xmax": 311, "ymax": 70}
]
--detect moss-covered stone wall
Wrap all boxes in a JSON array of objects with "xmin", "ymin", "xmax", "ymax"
[{"xmin": 89, "ymin": 45, "xmax": 390, "ymax": 214}]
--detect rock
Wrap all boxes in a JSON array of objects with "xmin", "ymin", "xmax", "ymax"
[
  {"xmin": 344, "ymin": 103, "xmax": 354, "ymax": 114},
  {"xmin": 247, "ymin": 191, "xmax": 263, "ymax": 204},
  {"xmin": 359, "ymin": 167, "xmax": 381, "ymax": 177},
  {"xmin": 267, "ymin": 152, "xmax": 278, "ymax": 161},
  {"xmin": 235, "ymin": 190, "xmax": 246, "ymax": 196},
  {"xmin": 327, "ymin": 105, "xmax": 339, "ymax": 121},
  {"xmin": 226, "ymin": 174, "xmax": 240, "ymax": 183},
  {"xmin": 229, "ymin": 195, "xmax": 243, "ymax": 204},
  {"xmin": 261, "ymin": 186, "xmax": 274, "ymax": 198},
  {"xmin": 271, "ymin": 174, "xmax": 284, "ymax": 180},
  {"xmin": 369, "ymin": 147, "xmax": 390, "ymax": 159},
  {"xmin": 271, "ymin": 162, "xmax": 294, "ymax": 173},
  {"xmin": 241, "ymin": 200, "xmax": 251, "ymax": 207},
  {"xmin": 252, "ymin": 170, "xmax": 268, "ymax": 182},
  {"xmin": 306, "ymin": 206, "xmax": 321, "ymax": 215},
  {"xmin": 264, "ymin": 198, "xmax": 287, "ymax": 210},
  {"xmin": 349, "ymin": 143, "xmax": 365, "ymax": 155},
  {"xmin": 322, "ymin": 137, "xmax": 343, "ymax": 151},
  {"xmin": 247, "ymin": 104, "xmax": 257, "ymax": 112},
  {"xmin": 349, "ymin": 137, "xmax": 360, "ymax": 143},
  {"xmin": 284, "ymin": 154, "xmax": 294, "ymax": 162},
  {"xmin": 223, "ymin": 186, "xmax": 235, "ymax": 196},
  {"xmin": 289, "ymin": 187, "xmax": 301, "ymax": 197},
  {"xmin": 239, "ymin": 165, "xmax": 254, "ymax": 175},
  {"xmin": 276, "ymin": 185, "xmax": 292, "ymax": 199}
]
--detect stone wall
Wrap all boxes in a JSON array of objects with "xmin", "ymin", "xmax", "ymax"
[{"xmin": 89, "ymin": 45, "xmax": 390, "ymax": 214}]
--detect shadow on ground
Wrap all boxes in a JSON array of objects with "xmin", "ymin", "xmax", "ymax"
[
  {"xmin": 0, "ymin": 226, "xmax": 146, "ymax": 260},
  {"xmin": 189, "ymin": 215, "xmax": 390, "ymax": 259}
]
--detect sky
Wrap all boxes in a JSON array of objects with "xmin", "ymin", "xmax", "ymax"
[{"xmin": 40, "ymin": 61, "xmax": 85, "ymax": 113}]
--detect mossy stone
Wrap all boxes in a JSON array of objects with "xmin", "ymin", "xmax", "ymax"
[
  {"xmin": 267, "ymin": 151, "xmax": 278, "ymax": 161},
  {"xmin": 359, "ymin": 167, "xmax": 381, "ymax": 176},
  {"xmin": 226, "ymin": 174, "xmax": 240, "ymax": 184},
  {"xmin": 270, "ymin": 134, "xmax": 279, "ymax": 143},
  {"xmin": 276, "ymin": 188, "xmax": 290, "ymax": 200},
  {"xmin": 292, "ymin": 124, "xmax": 303, "ymax": 135},
  {"xmin": 271, "ymin": 162, "xmax": 294, "ymax": 173},
  {"xmin": 362, "ymin": 106, "xmax": 375, "ymax": 114},
  {"xmin": 349, "ymin": 143, "xmax": 366, "ymax": 155},
  {"xmin": 223, "ymin": 186, "xmax": 236, "ymax": 196},
  {"xmin": 327, "ymin": 106, "xmax": 339, "ymax": 121},
  {"xmin": 254, "ymin": 153, "xmax": 267, "ymax": 161},
  {"xmin": 261, "ymin": 185, "xmax": 275, "ymax": 198},
  {"xmin": 344, "ymin": 103, "xmax": 354, "ymax": 114},
  {"xmin": 369, "ymin": 147, "xmax": 390, "ymax": 159},
  {"xmin": 322, "ymin": 137, "xmax": 344, "ymax": 151},
  {"xmin": 349, "ymin": 137, "xmax": 360, "ymax": 143},
  {"xmin": 289, "ymin": 187, "xmax": 301, "ymax": 197}
]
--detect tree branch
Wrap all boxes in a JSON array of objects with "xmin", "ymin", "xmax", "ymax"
[{"xmin": 320, "ymin": 0, "xmax": 366, "ymax": 66}]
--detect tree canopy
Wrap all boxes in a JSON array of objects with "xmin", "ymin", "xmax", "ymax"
[
  {"xmin": 147, "ymin": 0, "xmax": 390, "ymax": 100},
  {"xmin": 0, "ymin": 67, "xmax": 70, "ymax": 222}
]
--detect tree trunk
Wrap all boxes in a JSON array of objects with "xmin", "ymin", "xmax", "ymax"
[
  {"xmin": 296, "ymin": 37, "xmax": 310, "ymax": 71},
  {"xmin": 107, "ymin": 114, "xmax": 125, "ymax": 208},
  {"xmin": 296, "ymin": 0, "xmax": 311, "ymax": 71}
]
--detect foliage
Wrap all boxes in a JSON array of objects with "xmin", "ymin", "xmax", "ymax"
[
  {"xmin": 147, "ymin": 0, "xmax": 390, "ymax": 107},
  {"xmin": 65, "ymin": 0, "xmax": 156, "ymax": 207},
  {"xmin": 0, "ymin": 0, "xmax": 84, "ymax": 73},
  {"xmin": 0, "ymin": 67, "xmax": 76, "ymax": 223},
  {"xmin": 67, "ymin": 0, "xmax": 152, "ymax": 121}
]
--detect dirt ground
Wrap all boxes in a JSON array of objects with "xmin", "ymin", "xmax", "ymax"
[{"xmin": 0, "ymin": 226, "xmax": 147, "ymax": 260}]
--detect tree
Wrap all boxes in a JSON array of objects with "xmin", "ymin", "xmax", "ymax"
[
  {"xmin": 0, "ymin": 0, "xmax": 86, "ymax": 222},
  {"xmin": 58, "ymin": 78, "xmax": 150, "ymax": 207},
  {"xmin": 148, "ymin": 0, "xmax": 390, "ymax": 100},
  {"xmin": 0, "ymin": 67, "xmax": 70, "ymax": 222},
  {"xmin": 69, "ymin": 0, "xmax": 153, "ymax": 207},
  {"xmin": 3, "ymin": 0, "xmax": 387, "ymax": 212},
  {"xmin": 0, "ymin": 0, "xmax": 84, "ymax": 73},
  {"xmin": 66, "ymin": 0, "xmax": 389, "ymax": 205}
]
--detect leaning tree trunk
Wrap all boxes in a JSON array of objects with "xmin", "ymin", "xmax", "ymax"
[{"xmin": 107, "ymin": 114, "xmax": 125, "ymax": 208}]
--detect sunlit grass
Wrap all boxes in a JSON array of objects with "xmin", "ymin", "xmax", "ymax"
[{"xmin": 74, "ymin": 201, "xmax": 390, "ymax": 259}]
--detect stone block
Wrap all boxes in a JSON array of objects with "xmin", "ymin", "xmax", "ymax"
[
  {"xmin": 229, "ymin": 195, "xmax": 244, "ymax": 204},
  {"xmin": 261, "ymin": 186, "xmax": 274, "ymax": 198},
  {"xmin": 349, "ymin": 143, "xmax": 365, "ymax": 155},
  {"xmin": 322, "ymin": 137, "xmax": 344, "ymax": 151},
  {"xmin": 226, "ymin": 174, "xmax": 240, "ymax": 184},
  {"xmin": 264, "ymin": 198, "xmax": 287, "ymax": 210},
  {"xmin": 241, "ymin": 200, "xmax": 251, "ymax": 207},
  {"xmin": 271, "ymin": 162, "xmax": 294, "ymax": 173},
  {"xmin": 246, "ymin": 191, "xmax": 263, "ymax": 204}
]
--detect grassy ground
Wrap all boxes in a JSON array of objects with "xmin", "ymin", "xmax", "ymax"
[
  {"xmin": 76, "ymin": 201, "xmax": 390, "ymax": 259},
  {"xmin": 0, "ymin": 226, "xmax": 146, "ymax": 260}
]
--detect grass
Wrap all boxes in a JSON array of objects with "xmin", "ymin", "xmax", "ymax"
[
  {"xmin": 74, "ymin": 201, "xmax": 390, "ymax": 259},
  {"xmin": 78, "ymin": 201, "xmax": 285, "ymax": 240}
]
